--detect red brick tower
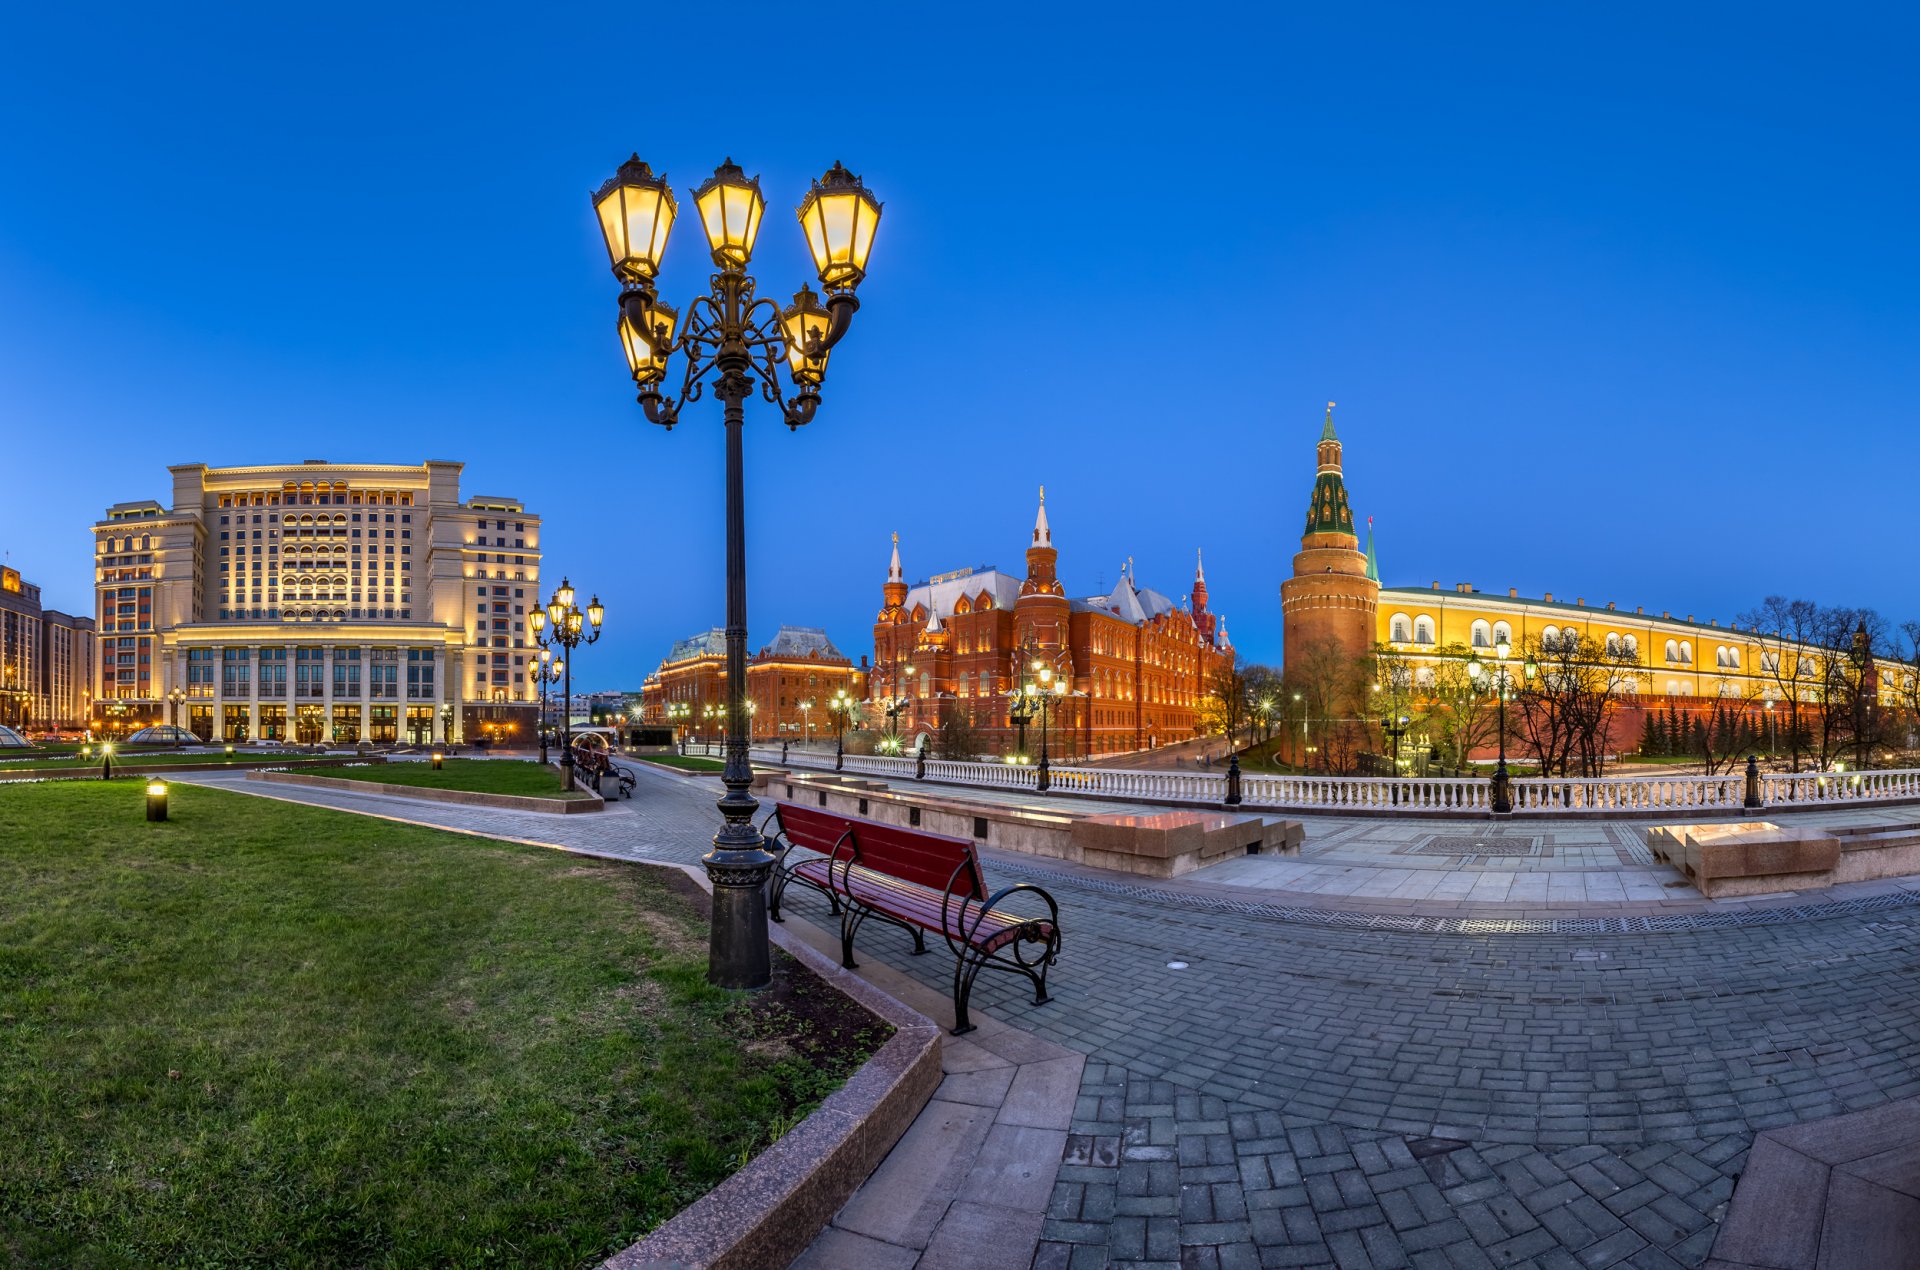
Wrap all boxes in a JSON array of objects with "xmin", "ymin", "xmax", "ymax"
[
  {"xmin": 1280, "ymin": 403, "xmax": 1379, "ymax": 671},
  {"xmin": 1017, "ymin": 486, "xmax": 1069, "ymax": 651},
  {"xmin": 1191, "ymin": 549, "xmax": 1216, "ymax": 646}
]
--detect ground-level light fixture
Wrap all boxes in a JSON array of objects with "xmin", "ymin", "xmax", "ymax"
[
  {"xmin": 146, "ymin": 779, "xmax": 168, "ymax": 822},
  {"xmin": 431, "ymin": 752, "xmax": 445, "ymax": 770}
]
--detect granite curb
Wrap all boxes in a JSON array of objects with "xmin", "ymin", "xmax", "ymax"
[
  {"xmin": 601, "ymin": 865, "xmax": 944, "ymax": 1270},
  {"xmin": 249, "ymin": 768, "xmax": 605, "ymax": 813}
]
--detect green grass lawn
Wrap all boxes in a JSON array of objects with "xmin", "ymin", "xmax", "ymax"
[
  {"xmin": 0, "ymin": 751, "xmax": 263, "ymax": 773},
  {"xmin": 0, "ymin": 782, "xmax": 886, "ymax": 1266},
  {"xmin": 632, "ymin": 754, "xmax": 726, "ymax": 773},
  {"xmin": 320, "ymin": 757, "xmax": 591, "ymax": 799}
]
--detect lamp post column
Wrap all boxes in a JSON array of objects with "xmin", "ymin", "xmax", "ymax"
[
  {"xmin": 1491, "ymin": 674, "xmax": 1513, "ymax": 815},
  {"xmin": 1037, "ymin": 693, "xmax": 1052, "ymax": 793},
  {"xmin": 560, "ymin": 653, "xmax": 575, "ymax": 790},
  {"xmin": 705, "ymin": 369, "xmax": 774, "ymax": 990}
]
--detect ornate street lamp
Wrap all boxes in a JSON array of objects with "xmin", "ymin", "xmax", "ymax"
[
  {"xmin": 529, "ymin": 578, "xmax": 603, "ymax": 792},
  {"xmin": 592, "ymin": 154, "xmax": 881, "ymax": 990},
  {"xmin": 529, "ymin": 650, "xmax": 563, "ymax": 765},
  {"xmin": 1469, "ymin": 639, "xmax": 1535, "ymax": 815},
  {"xmin": 830, "ymin": 687, "xmax": 854, "ymax": 771},
  {"xmin": 798, "ymin": 696, "xmax": 814, "ymax": 745}
]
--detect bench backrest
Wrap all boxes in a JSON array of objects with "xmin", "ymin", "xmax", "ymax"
[
  {"xmin": 776, "ymin": 802, "xmax": 986, "ymax": 900},
  {"xmin": 776, "ymin": 801, "xmax": 861, "ymax": 855}
]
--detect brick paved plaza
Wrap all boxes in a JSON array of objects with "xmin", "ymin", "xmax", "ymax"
[{"xmin": 183, "ymin": 765, "xmax": 1920, "ymax": 1267}]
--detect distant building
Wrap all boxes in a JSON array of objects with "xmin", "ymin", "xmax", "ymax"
[
  {"xmin": 640, "ymin": 624, "xmax": 866, "ymax": 742},
  {"xmin": 0, "ymin": 563, "xmax": 96, "ymax": 731},
  {"xmin": 875, "ymin": 492, "xmax": 1233, "ymax": 757},
  {"xmin": 1280, "ymin": 404, "xmax": 1913, "ymax": 741},
  {"xmin": 91, "ymin": 460, "xmax": 543, "ymax": 744}
]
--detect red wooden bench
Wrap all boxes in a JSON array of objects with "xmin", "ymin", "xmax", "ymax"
[{"xmin": 763, "ymin": 801, "xmax": 1061, "ymax": 1035}]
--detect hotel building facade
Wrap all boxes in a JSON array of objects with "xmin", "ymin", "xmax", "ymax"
[
  {"xmin": 640, "ymin": 626, "xmax": 867, "ymax": 743},
  {"xmin": 0, "ymin": 564, "xmax": 96, "ymax": 732},
  {"xmin": 93, "ymin": 461, "xmax": 543, "ymax": 743},
  {"xmin": 874, "ymin": 493, "xmax": 1234, "ymax": 757},
  {"xmin": 1282, "ymin": 406, "xmax": 1913, "ymax": 714}
]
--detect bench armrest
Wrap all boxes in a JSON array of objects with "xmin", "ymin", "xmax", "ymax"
[{"xmin": 949, "ymin": 881, "xmax": 1062, "ymax": 955}]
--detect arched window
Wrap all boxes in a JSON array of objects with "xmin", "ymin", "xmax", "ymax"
[
  {"xmin": 1681, "ymin": 641, "xmax": 1693, "ymax": 664},
  {"xmin": 1413, "ymin": 616, "xmax": 1435, "ymax": 645},
  {"xmin": 1541, "ymin": 625, "xmax": 1561, "ymax": 651},
  {"xmin": 1492, "ymin": 621, "xmax": 1512, "ymax": 647},
  {"xmin": 1415, "ymin": 667, "xmax": 1435, "ymax": 689},
  {"xmin": 1664, "ymin": 639, "xmax": 1681, "ymax": 664},
  {"xmin": 1390, "ymin": 614, "xmax": 1412, "ymax": 643},
  {"xmin": 1605, "ymin": 633, "xmax": 1621, "ymax": 655},
  {"xmin": 1470, "ymin": 620, "xmax": 1491, "ymax": 648},
  {"xmin": 1623, "ymin": 634, "xmax": 1638, "ymax": 656},
  {"xmin": 1727, "ymin": 648, "xmax": 1741, "ymax": 669},
  {"xmin": 1667, "ymin": 680, "xmax": 1682, "ymax": 696},
  {"xmin": 1714, "ymin": 647, "xmax": 1728, "ymax": 668}
]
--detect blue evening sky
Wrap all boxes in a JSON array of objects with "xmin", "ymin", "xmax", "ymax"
[{"xmin": 3, "ymin": 4, "xmax": 1915, "ymax": 687}]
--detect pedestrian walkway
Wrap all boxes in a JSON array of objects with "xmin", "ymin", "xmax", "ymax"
[{"xmin": 180, "ymin": 765, "xmax": 1920, "ymax": 1267}]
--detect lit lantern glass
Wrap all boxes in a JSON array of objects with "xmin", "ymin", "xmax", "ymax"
[
  {"xmin": 592, "ymin": 156, "xmax": 677, "ymax": 282},
  {"xmin": 780, "ymin": 287, "xmax": 832, "ymax": 385},
  {"xmin": 694, "ymin": 159, "xmax": 766, "ymax": 267},
  {"xmin": 555, "ymin": 579, "xmax": 575, "ymax": 611},
  {"xmin": 796, "ymin": 161, "xmax": 882, "ymax": 290},
  {"xmin": 618, "ymin": 300, "xmax": 678, "ymax": 384},
  {"xmin": 587, "ymin": 596, "xmax": 604, "ymax": 627}
]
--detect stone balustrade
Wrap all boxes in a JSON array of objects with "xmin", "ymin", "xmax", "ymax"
[{"xmin": 729, "ymin": 742, "xmax": 1920, "ymax": 819}]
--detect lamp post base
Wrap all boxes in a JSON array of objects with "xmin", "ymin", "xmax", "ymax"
[
  {"xmin": 703, "ymin": 846, "xmax": 774, "ymax": 989},
  {"xmin": 1490, "ymin": 759, "xmax": 1513, "ymax": 816}
]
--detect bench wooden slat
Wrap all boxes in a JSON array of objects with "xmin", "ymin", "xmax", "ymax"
[{"xmin": 769, "ymin": 800, "xmax": 1059, "ymax": 1035}]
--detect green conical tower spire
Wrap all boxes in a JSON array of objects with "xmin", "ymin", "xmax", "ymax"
[
  {"xmin": 1364, "ymin": 517, "xmax": 1379, "ymax": 582},
  {"xmin": 1303, "ymin": 401, "xmax": 1355, "ymax": 539}
]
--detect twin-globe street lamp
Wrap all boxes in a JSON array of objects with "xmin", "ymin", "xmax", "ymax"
[
  {"xmin": 1468, "ymin": 639, "xmax": 1536, "ymax": 815},
  {"xmin": 528, "ymin": 649, "xmax": 563, "ymax": 765},
  {"xmin": 830, "ymin": 687, "xmax": 855, "ymax": 772},
  {"xmin": 592, "ymin": 154, "xmax": 881, "ymax": 989},
  {"xmin": 529, "ymin": 578, "xmax": 603, "ymax": 792}
]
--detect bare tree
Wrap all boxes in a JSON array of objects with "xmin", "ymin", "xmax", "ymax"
[
  {"xmin": 1200, "ymin": 656, "xmax": 1250, "ymax": 753},
  {"xmin": 1512, "ymin": 632, "xmax": 1645, "ymax": 777},
  {"xmin": 1739, "ymin": 596, "xmax": 1820, "ymax": 772},
  {"xmin": 1412, "ymin": 643, "xmax": 1498, "ymax": 772},
  {"xmin": 1283, "ymin": 637, "xmax": 1365, "ymax": 774}
]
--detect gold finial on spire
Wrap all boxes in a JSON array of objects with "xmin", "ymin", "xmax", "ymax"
[
  {"xmin": 1039, "ymin": 484, "xmax": 1045, "ymax": 505},
  {"xmin": 891, "ymin": 531, "xmax": 898, "ymax": 545}
]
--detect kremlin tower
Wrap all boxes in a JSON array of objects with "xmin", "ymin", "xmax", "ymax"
[{"xmin": 1279, "ymin": 403, "xmax": 1379, "ymax": 670}]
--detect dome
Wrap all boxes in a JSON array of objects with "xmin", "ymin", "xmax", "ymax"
[
  {"xmin": 0, "ymin": 726, "xmax": 30, "ymax": 748},
  {"xmin": 126, "ymin": 725, "xmax": 199, "ymax": 745}
]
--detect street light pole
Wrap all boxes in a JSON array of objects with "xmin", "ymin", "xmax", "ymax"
[
  {"xmin": 592, "ymin": 153, "xmax": 881, "ymax": 991},
  {"xmin": 529, "ymin": 579, "xmax": 603, "ymax": 792}
]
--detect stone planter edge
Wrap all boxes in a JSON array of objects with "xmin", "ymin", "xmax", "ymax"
[
  {"xmin": 599, "ymin": 865, "xmax": 943, "ymax": 1270},
  {"xmin": 247, "ymin": 768, "xmax": 604, "ymax": 814}
]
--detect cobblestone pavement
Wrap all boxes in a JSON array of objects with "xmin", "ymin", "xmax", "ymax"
[{"xmin": 185, "ymin": 768, "xmax": 1920, "ymax": 1267}]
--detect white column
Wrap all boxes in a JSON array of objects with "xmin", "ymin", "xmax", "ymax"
[
  {"xmin": 322, "ymin": 645, "xmax": 335, "ymax": 742},
  {"xmin": 246, "ymin": 644, "xmax": 260, "ymax": 740},
  {"xmin": 449, "ymin": 650, "xmax": 465, "ymax": 743},
  {"xmin": 431, "ymin": 648, "xmax": 447, "ymax": 742},
  {"xmin": 357, "ymin": 646, "xmax": 371, "ymax": 742},
  {"xmin": 211, "ymin": 645, "xmax": 224, "ymax": 740}
]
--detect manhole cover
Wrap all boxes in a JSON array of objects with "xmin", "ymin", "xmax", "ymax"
[{"xmin": 1412, "ymin": 834, "xmax": 1542, "ymax": 858}]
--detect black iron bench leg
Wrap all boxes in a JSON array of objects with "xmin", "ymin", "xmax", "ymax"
[
  {"xmin": 951, "ymin": 951, "xmax": 979, "ymax": 1036},
  {"xmin": 840, "ymin": 905, "xmax": 875, "ymax": 970}
]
